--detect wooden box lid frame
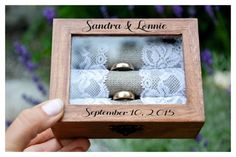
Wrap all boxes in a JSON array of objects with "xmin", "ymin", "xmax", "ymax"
[{"xmin": 50, "ymin": 18, "xmax": 204, "ymax": 139}]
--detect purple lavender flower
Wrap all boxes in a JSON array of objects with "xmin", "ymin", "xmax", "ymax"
[
  {"xmin": 32, "ymin": 73, "xmax": 47, "ymax": 96},
  {"xmin": 201, "ymin": 49, "xmax": 213, "ymax": 74},
  {"xmin": 195, "ymin": 133, "xmax": 203, "ymax": 143},
  {"xmin": 188, "ymin": 6, "xmax": 196, "ymax": 17},
  {"xmin": 32, "ymin": 74, "xmax": 39, "ymax": 82},
  {"xmin": 26, "ymin": 62, "xmax": 38, "ymax": 71},
  {"xmin": 154, "ymin": 6, "xmax": 164, "ymax": 15},
  {"xmin": 14, "ymin": 42, "xmax": 37, "ymax": 72},
  {"xmin": 172, "ymin": 5, "xmax": 183, "ymax": 17},
  {"xmin": 14, "ymin": 43, "xmax": 29, "ymax": 58},
  {"xmin": 14, "ymin": 42, "xmax": 48, "ymax": 96},
  {"xmin": 37, "ymin": 83, "xmax": 47, "ymax": 96},
  {"xmin": 205, "ymin": 5, "xmax": 217, "ymax": 24},
  {"xmin": 195, "ymin": 133, "xmax": 209, "ymax": 148},
  {"xmin": 100, "ymin": 6, "xmax": 109, "ymax": 18},
  {"xmin": 201, "ymin": 49, "xmax": 213, "ymax": 65},
  {"xmin": 22, "ymin": 94, "xmax": 42, "ymax": 105},
  {"xmin": 205, "ymin": 6, "xmax": 214, "ymax": 18},
  {"xmin": 43, "ymin": 7, "xmax": 56, "ymax": 24}
]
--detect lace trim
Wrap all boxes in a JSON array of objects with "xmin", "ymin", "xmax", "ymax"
[
  {"xmin": 141, "ymin": 96, "xmax": 187, "ymax": 104},
  {"xmin": 70, "ymin": 98, "xmax": 112, "ymax": 104},
  {"xmin": 70, "ymin": 69, "xmax": 109, "ymax": 99},
  {"xmin": 73, "ymin": 45, "xmax": 108, "ymax": 69},
  {"xmin": 139, "ymin": 68, "xmax": 186, "ymax": 98},
  {"xmin": 70, "ymin": 97, "xmax": 186, "ymax": 105},
  {"xmin": 141, "ymin": 41, "xmax": 183, "ymax": 69}
]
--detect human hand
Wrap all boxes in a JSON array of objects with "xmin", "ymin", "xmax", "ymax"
[{"xmin": 5, "ymin": 99, "xmax": 90, "ymax": 152}]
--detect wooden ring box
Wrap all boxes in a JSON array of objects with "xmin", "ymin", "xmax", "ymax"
[{"xmin": 49, "ymin": 18, "xmax": 205, "ymax": 139}]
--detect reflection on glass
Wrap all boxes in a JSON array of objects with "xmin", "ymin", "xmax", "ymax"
[{"xmin": 70, "ymin": 36, "xmax": 186, "ymax": 105}]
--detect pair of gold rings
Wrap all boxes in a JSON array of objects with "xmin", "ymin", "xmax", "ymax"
[
  {"xmin": 113, "ymin": 91, "xmax": 135, "ymax": 100},
  {"xmin": 111, "ymin": 62, "xmax": 135, "ymax": 100},
  {"xmin": 110, "ymin": 62, "xmax": 134, "ymax": 71}
]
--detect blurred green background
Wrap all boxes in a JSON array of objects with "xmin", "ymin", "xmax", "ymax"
[{"xmin": 5, "ymin": 5, "xmax": 231, "ymax": 151}]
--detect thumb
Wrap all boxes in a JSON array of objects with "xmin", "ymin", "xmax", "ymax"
[{"xmin": 6, "ymin": 99, "xmax": 64, "ymax": 151}]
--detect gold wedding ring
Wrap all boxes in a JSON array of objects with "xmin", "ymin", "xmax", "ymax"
[
  {"xmin": 110, "ymin": 62, "xmax": 134, "ymax": 71},
  {"xmin": 113, "ymin": 91, "xmax": 135, "ymax": 100}
]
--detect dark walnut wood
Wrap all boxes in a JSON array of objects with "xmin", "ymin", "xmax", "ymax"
[{"xmin": 50, "ymin": 18, "xmax": 204, "ymax": 139}]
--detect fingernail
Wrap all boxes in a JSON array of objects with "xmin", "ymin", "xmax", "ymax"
[{"xmin": 42, "ymin": 99, "xmax": 64, "ymax": 116}]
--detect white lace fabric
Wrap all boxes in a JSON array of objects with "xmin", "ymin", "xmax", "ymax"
[
  {"xmin": 139, "ymin": 69, "xmax": 186, "ymax": 104},
  {"xmin": 72, "ymin": 44, "xmax": 108, "ymax": 70},
  {"xmin": 70, "ymin": 36, "xmax": 186, "ymax": 104},
  {"xmin": 141, "ymin": 41, "xmax": 183, "ymax": 69},
  {"xmin": 70, "ymin": 69, "xmax": 109, "ymax": 98},
  {"xmin": 70, "ymin": 39, "xmax": 110, "ymax": 101},
  {"xmin": 139, "ymin": 38, "xmax": 186, "ymax": 104},
  {"xmin": 139, "ymin": 68, "xmax": 185, "ymax": 97}
]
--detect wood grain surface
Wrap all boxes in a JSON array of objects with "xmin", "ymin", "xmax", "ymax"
[{"xmin": 49, "ymin": 18, "xmax": 204, "ymax": 139}]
